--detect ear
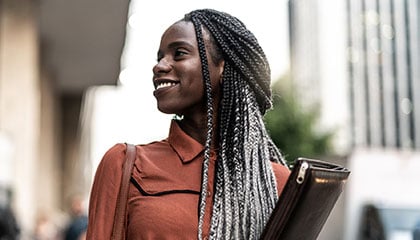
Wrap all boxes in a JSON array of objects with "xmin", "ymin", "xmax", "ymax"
[{"xmin": 218, "ymin": 60, "xmax": 225, "ymax": 84}]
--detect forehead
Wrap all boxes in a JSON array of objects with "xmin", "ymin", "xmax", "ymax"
[{"xmin": 160, "ymin": 21, "xmax": 197, "ymax": 46}]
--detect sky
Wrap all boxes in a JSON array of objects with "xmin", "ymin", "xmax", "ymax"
[{"xmin": 119, "ymin": 0, "xmax": 291, "ymax": 88}]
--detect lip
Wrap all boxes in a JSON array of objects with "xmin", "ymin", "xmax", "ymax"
[
  {"xmin": 153, "ymin": 78, "xmax": 179, "ymax": 88},
  {"xmin": 153, "ymin": 78, "xmax": 180, "ymax": 96}
]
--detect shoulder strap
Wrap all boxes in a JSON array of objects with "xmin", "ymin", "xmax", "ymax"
[{"xmin": 112, "ymin": 143, "xmax": 136, "ymax": 240}]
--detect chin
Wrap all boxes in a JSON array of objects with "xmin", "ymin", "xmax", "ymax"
[{"xmin": 157, "ymin": 105, "xmax": 176, "ymax": 115}]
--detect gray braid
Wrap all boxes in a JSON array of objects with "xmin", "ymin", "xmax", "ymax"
[
  {"xmin": 190, "ymin": 16, "xmax": 214, "ymax": 240},
  {"xmin": 184, "ymin": 9, "xmax": 287, "ymax": 240}
]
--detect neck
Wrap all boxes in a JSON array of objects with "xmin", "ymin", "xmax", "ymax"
[{"xmin": 178, "ymin": 113, "xmax": 219, "ymax": 148}]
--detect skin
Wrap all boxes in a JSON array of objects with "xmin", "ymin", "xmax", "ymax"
[{"xmin": 152, "ymin": 20, "xmax": 224, "ymax": 145}]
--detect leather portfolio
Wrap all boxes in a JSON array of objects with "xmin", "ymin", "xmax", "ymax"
[{"xmin": 261, "ymin": 158, "xmax": 350, "ymax": 240}]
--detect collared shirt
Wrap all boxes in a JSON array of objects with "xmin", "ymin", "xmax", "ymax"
[{"xmin": 86, "ymin": 120, "xmax": 290, "ymax": 240}]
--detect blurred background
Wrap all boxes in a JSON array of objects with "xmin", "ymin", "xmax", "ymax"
[{"xmin": 1, "ymin": 0, "xmax": 419, "ymax": 239}]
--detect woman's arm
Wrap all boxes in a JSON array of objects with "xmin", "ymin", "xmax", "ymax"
[{"xmin": 86, "ymin": 143, "xmax": 127, "ymax": 239}]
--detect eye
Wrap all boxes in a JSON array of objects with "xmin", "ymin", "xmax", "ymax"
[{"xmin": 174, "ymin": 49, "xmax": 188, "ymax": 59}]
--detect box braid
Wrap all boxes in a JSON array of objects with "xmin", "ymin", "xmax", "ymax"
[{"xmin": 184, "ymin": 9, "xmax": 287, "ymax": 239}]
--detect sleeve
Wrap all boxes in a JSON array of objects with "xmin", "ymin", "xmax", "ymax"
[
  {"xmin": 271, "ymin": 162, "xmax": 291, "ymax": 196},
  {"xmin": 86, "ymin": 143, "xmax": 127, "ymax": 240}
]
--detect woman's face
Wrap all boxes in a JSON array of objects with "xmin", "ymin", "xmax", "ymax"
[{"xmin": 152, "ymin": 21, "xmax": 224, "ymax": 117}]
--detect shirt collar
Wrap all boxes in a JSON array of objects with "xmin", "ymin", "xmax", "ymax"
[{"xmin": 167, "ymin": 120, "xmax": 204, "ymax": 163}]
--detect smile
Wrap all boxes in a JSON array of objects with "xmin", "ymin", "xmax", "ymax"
[{"xmin": 156, "ymin": 82, "xmax": 178, "ymax": 90}]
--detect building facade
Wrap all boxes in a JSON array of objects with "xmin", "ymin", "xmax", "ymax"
[
  {"xmin": 0, "ymin": 0, "xmax": 129, "ymax": 238},
  {"xmin": 347, "ymin": 0, "xmax": 420, "ymax": 150},
  {"xmin": 289, "ymin": 0, "xmax": 420, "ymax": 239}
]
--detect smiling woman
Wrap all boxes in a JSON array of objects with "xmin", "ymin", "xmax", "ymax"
[{"xmin": 86, "ymin": 9, "xmax": 290, "ymax": 240}]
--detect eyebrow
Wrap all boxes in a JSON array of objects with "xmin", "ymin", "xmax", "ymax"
[
  {"xmin": 158, "ymin": 40, "xmax": 196, "ymax": 56},
  {"xmin": 167, "ymin": 40, "xmax": 195, "ymax": 50}
]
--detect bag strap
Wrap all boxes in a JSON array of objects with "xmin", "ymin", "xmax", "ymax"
[{"xmin": 112, "ymin": 143, "xmax": 136, "ymax": 240}]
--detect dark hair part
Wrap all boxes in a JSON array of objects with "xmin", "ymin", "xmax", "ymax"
[{"xmin": 184, "ymin": 9, "xmax": 287, "ymax": 239}]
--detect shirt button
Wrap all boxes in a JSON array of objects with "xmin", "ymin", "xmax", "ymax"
[
  {"xmin": 203, "ymin": 236, "xmax": 209, "ymax": 240},
  {"xmin": 207, "ymin": 190, "xmax": 211, "ymax": 197}
]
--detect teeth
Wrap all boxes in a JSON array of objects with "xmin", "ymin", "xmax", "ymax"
[{"xmin": 156, "ymin": 82, "xmax": 177, "ymax": 89}]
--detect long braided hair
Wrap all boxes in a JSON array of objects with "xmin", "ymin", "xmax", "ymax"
[{"xmin": 184, "ymin": 9, "xmax": 287, "ymax": 239}]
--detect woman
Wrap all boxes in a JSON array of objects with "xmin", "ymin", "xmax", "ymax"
[{"xmin": 87, "ymin": 9, "xmax": 290, "ymax": 239}]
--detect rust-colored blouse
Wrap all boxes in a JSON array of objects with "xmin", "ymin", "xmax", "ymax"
[{"xmin": 86, "ymin": 120, "xmax": 290, "ymax": 239}]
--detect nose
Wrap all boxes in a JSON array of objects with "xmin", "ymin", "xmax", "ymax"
[{"xmin": 152, "ymin": 58, "xmax": 171, "ymax": 76}]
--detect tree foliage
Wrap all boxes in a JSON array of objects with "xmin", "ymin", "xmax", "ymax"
[{"xmin": 264, "ymin": 75, "xmax": 334, "ymax": 166}]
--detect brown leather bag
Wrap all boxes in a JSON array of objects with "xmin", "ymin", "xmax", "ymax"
[{"xmin": 111, "ymin": 143, "xmax": 137, "ymax": 240}]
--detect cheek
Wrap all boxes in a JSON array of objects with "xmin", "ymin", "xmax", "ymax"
[{"xmin": 186, "ymin": 66, "xmax": 204, "ymax": 89}]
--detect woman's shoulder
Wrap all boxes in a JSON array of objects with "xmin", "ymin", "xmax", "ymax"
[
  {"xmin": 271, "ymin": 161, "xmax": 290, "ymax": 175},
  {"xmin": 102, "ymin": 143, "xmax": 127, "ymax": 160},
  {"xmin": 270, "ymin": 161, "xmax": 291, "ymax": 195},
  {"xmin": 97, "ymin": 141, "xmax": 165, "ymax": 167},
  {"xmin": 95, "ymin": 143, "xmax": 128, "ymax": 174}
]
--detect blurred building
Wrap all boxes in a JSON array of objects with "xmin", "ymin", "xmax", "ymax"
[
  {"xmin": 0, "ymin": 0, "xmax": 129, "ymax": 237},
  {"xmin": 289, "ymin": 0, "xmax": 420, "ymax": 239}
]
